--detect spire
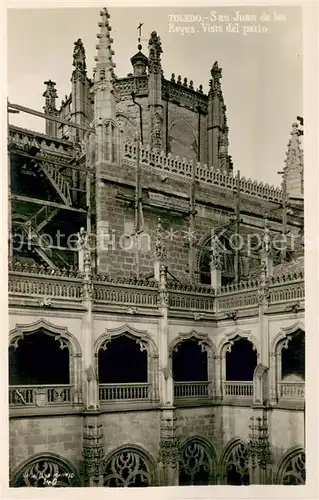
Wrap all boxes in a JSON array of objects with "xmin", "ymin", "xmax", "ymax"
[
  {"xmin": 283, "ymin": 122, "xmax": 304, "ymax": 197},
  {"xmin": 94, "ymin": 7, "xmax": 116, "ymax": 83},
  {"xmin": 284, "ymin": 122, "xmax": 303, "ymax": 173},
  {"xmin": 43, "ymin": 80, "xmax": 58, "ymax": 137},
  {"xmin": 209, "ymin": 61, "xmax": 222, "ymax": 97},
  {"xmin": 148, "ymin": 31, "xmax": 162, "ymax": 74},
  {"xmin": 72, "ymin": 38, "xmax": 87, "ymax": 81}
]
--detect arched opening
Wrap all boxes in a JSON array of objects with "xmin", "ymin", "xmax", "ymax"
[
  {"xmin": 173, "ymin": 339, "xmax": 208, "ymax": 381},
  {"xmin": 103, "ymin": 447, "xmax": 154, "ymax": 487},
  {"xmin": 226, "ymin": 338, "xmax": 257, "ymax": 381},
  {"xmin": 98, "ymin": 334, "xmax": 151, "ymax": 401},
  {"xmin": 98, "ymin": 335, "xmax": 147, "ymax": 384},
  {"xmin": 223, "ymin": 337, "xmax": 257, "ymax": 400},
  {"xmin": 282, "ymin": 329, "xmax": 305, "ymax": 381},
  {"xmin": 10, "ymin": 453, "xmax": 79, "ymax": 487},
  {"xmin": 222, "ymin": 441, "xmax": 250, "ymax": 485},
  {"xmin": 179, "ymin": 439, "xmax": 215, "ymax": 485},
  {"xmin": 9, "ymin": 329, "xmax": 69, "ymax": 386},
  {"xmin": 277, "ymin": 329, "xmax": 305, "ymax": 401},
  {"xmin": 172, "ymin": 338, "xmax": 210, "ymax": 399},
  {"xmin": 168, "ymin": 120, "xmax": 197, "ymax": 163}
]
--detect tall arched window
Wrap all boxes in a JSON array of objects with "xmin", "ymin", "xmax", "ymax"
[
  {"xmin": 222, "ymin": 440, "xmax": 250, "ymax": 485},
  {"xmin": 168, "ymin": 119, "xmax": 197, "ymax": 163},
  {"xmin": 179, "ymin": 438, "xmax": 216, "ymax": 485},
  {"xmin": 103, "ymin": 447, "xmax": 155, "ymax": 487}
]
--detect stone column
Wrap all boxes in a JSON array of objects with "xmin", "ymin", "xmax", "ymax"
[
  {"xmin": 82, "ymin": 413, "xmax": 104, "ymax": 486},
  {"xmin": 157, "ymin": 265, "xmax": 180, "ymax": 485}
]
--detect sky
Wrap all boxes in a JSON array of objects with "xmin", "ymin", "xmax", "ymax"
[{"xmin": 7, "ymin": 6, "xmax": 302, "ymax": 186}]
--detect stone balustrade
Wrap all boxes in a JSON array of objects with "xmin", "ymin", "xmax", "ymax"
[
  {"xmin": 278, "ymin": 381, "xmax": 305, "ymax": 400},
  {"xmin": 174, "ymin": 381, "xmax": 210, "ymax": 398},
  {"xmin": 223, "ymin": 381, "xmax": 254, "ymax": 398},
  {"xmin": 8, "ymin": 264, "xmax": 304, "ymax": 312},
  {"xmin": 9, "ymin": 384, "xmax": 75, "ymax": 407},
  {"xmin": 99, "ymin": 383, "xmax": 150, "ymax": 401},
  {"xmin": 123, "ymin": 142, "xmax": 283, "ymax": 202}
]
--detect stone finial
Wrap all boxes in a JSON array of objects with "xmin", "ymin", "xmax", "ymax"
[
  {"xmin": 177, "ymin": 75, "xmax": 182, "ymax": 85},
  {"xmin": 170, "ymin": 73, "xmax": 175, "ymax": 83},
  {"xmin": 183, "ymin": 77, "xmax": 187, "ymax": 87},
  {"xmin": 148, "ymin": 31, "xmax": 162, "ymax": 74},
  {"xmin": 198, "ymin": 84, "xmax": 203, "ymax": 94},
  {"xmin": 284, "ymin": 122, "xmax": 303, "ymax": 174},
  {"xmin": 209, "ymin": 61, "xmax": 223, "ymax": 97},
  {"xmin": 42, "ymin": 80, "xmax": 58, "ymax": 114},
  {"xmin": 189, "ymin": 80, "xmax": 194, "ymax": 90},
  {"xmin": 73, "ymin": 38, "xmax": 86, "ymax": 72},
  {"xmin": 94, "ymin": 7, "xmax": 116, "ymax": 82}
]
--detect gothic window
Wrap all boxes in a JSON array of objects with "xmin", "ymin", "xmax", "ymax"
[
  {"xmin": 281, "ymin": 329, "xmax": 305, "ymax": 381},
  {"xmin": 198, "ymin": 230, "xmax": 250, "ymax": 286},
  {"xmin": 223, "ymin": 441, "xmax": 250, "ymax": 485},
  {"xmin": 226, "ymin": 338, "xmax": 257, "ymax": 381},
  {"xmin": 11, "ymin": 454, "xmax": 78, "ymax": 487},
  {"xmin": 179, "ymin": 439, "xmax": 214, "ymax": 485},
  {"xmin": 103, "ymin": 448, "xmax": 153, "ymax": 487},
  {"xmin": 9, "ymin": 329, "xmax": 69, "ymax": 386},
  {"xmin": 98, "ymin": 335, "xmax": 148, "ymax": 384},
  {"xmin": 277, "ymin": 450, "xmax": 306, "ymax": 486},
  {"xmin": 172, "ymin": 339, "xmax": 208, "ymax": 382},
  {"xmin": 168, "ymin": 120, "xmax": 197, "ymax": 163}
]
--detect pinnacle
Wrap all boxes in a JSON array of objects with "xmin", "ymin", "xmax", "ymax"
[
  {"xmin": 284, "ymin": 121, "xmax": 303, "ymax": 172},
  {"xmin": 94, "ymin": 7, "xmax": 116, "ymax": 80}
]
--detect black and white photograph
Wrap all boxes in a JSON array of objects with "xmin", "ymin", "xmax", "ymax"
[{"xmin": 3, "ymin": 2, "xmax": 315, "ymax": 493}]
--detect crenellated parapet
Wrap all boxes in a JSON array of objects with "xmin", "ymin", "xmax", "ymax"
[{"xmin": 123, "ymin": 142, "xmax": 283, "ymax": 202}]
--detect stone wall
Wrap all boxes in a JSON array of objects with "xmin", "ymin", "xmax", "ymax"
[{"xmin": 9, "ymin": 415, "xmax": 83, "ymax": 475}]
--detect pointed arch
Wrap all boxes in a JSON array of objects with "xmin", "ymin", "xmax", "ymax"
[
  {"xmin": 10, "ymin": 452, "xmax": 80, "ymax": 487},
  {"xmin": 275, "ymin": 446, "xmax": 305, "ymax": 485},
  {"xmin": 179, "ymin": 435, "xmax": 217, "ymax": 485},
  {"xmin": 94, "ymin": 324, "xmax": 158, "ymax": 356},
  {"xmin": 169, "ymin": 330, "xmax": 215, "ymax": 357},
  {"xmin": 9, "ymin": 318, "xmax": 81, "ymax": 357},
  {"xmin": 103, "ymin": 443, "xmax": 158, "ymax": 487},
  {"xmin": 168, "ymin": 116, "xmax": 198, "ymax": 162},
  {"xmin": 219, "ymin": 438, "xmax": 249, "ymax": 485},
  {"xmin": 271, "ymin": 320, "xmax": 305, "ymax": 353},
  {"xmin": 217, "ymin": 328, "xmax": 259, "ymax": 357}
]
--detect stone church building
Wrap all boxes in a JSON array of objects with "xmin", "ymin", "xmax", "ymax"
[{"xmin": 8, "ymin": 8, "xmax": 305, "ymax": 487}]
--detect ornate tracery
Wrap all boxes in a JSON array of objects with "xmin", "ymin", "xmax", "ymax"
[
  {"xmin": 179, "ymin": 438, "xmax": 215, "ymax": 485},
  {"xmin": 222, "ymin": 440, "xmax": 250, "ymax": 485},
  {"xmin": 103, "ymin": 446, "xmax": 155, "ymax": 487},
  {"xmin": 276, "ymin": 447, "xmax": 305, "ymax": 485}
]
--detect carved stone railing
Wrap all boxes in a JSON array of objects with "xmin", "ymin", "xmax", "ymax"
[
  {"xmin": 278, "ymin": 381, "xmax": 305, "ymax": 400},
  {"xmin": 269, "ymin": 273, "xmax": 304, "ymax": 304},
  {"xmin": 93, "ymin": 281, "xmax": 159, "ymax": 308},
  {"xmin": 162, "ymin": 78, "xmax": 208, "ymax": 112},
  {"xmin": 174, "ymin": 381, "xmax": 210, "ymax": 398},
  {"xmin": 9, "ymin": 271, "xmax": 83, "ymax": 301},
  {"xmin": 114, "ymin": 76, "xmax": 148, "ymax": 99},
  {"xmin": 223, "ymin": 381, "xmax": 253, "ymax": 398},
  {"xmin": 9, "ymin": 384, "xmax": 77, "ymax": 407},
  {"xmin": 99, "ymin": 383, "xmax": 150, "ymax": 401},
  {"xmin": 8, "ymin": 125, "xmax": 73, "ymax": 155},
  {"xmin": 123, "ymin": 142, "xmax": 283, "ymax": 202},
  {"xmin": 217, "ymin": 288, "xmax": 259, "ymax": 312}
]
